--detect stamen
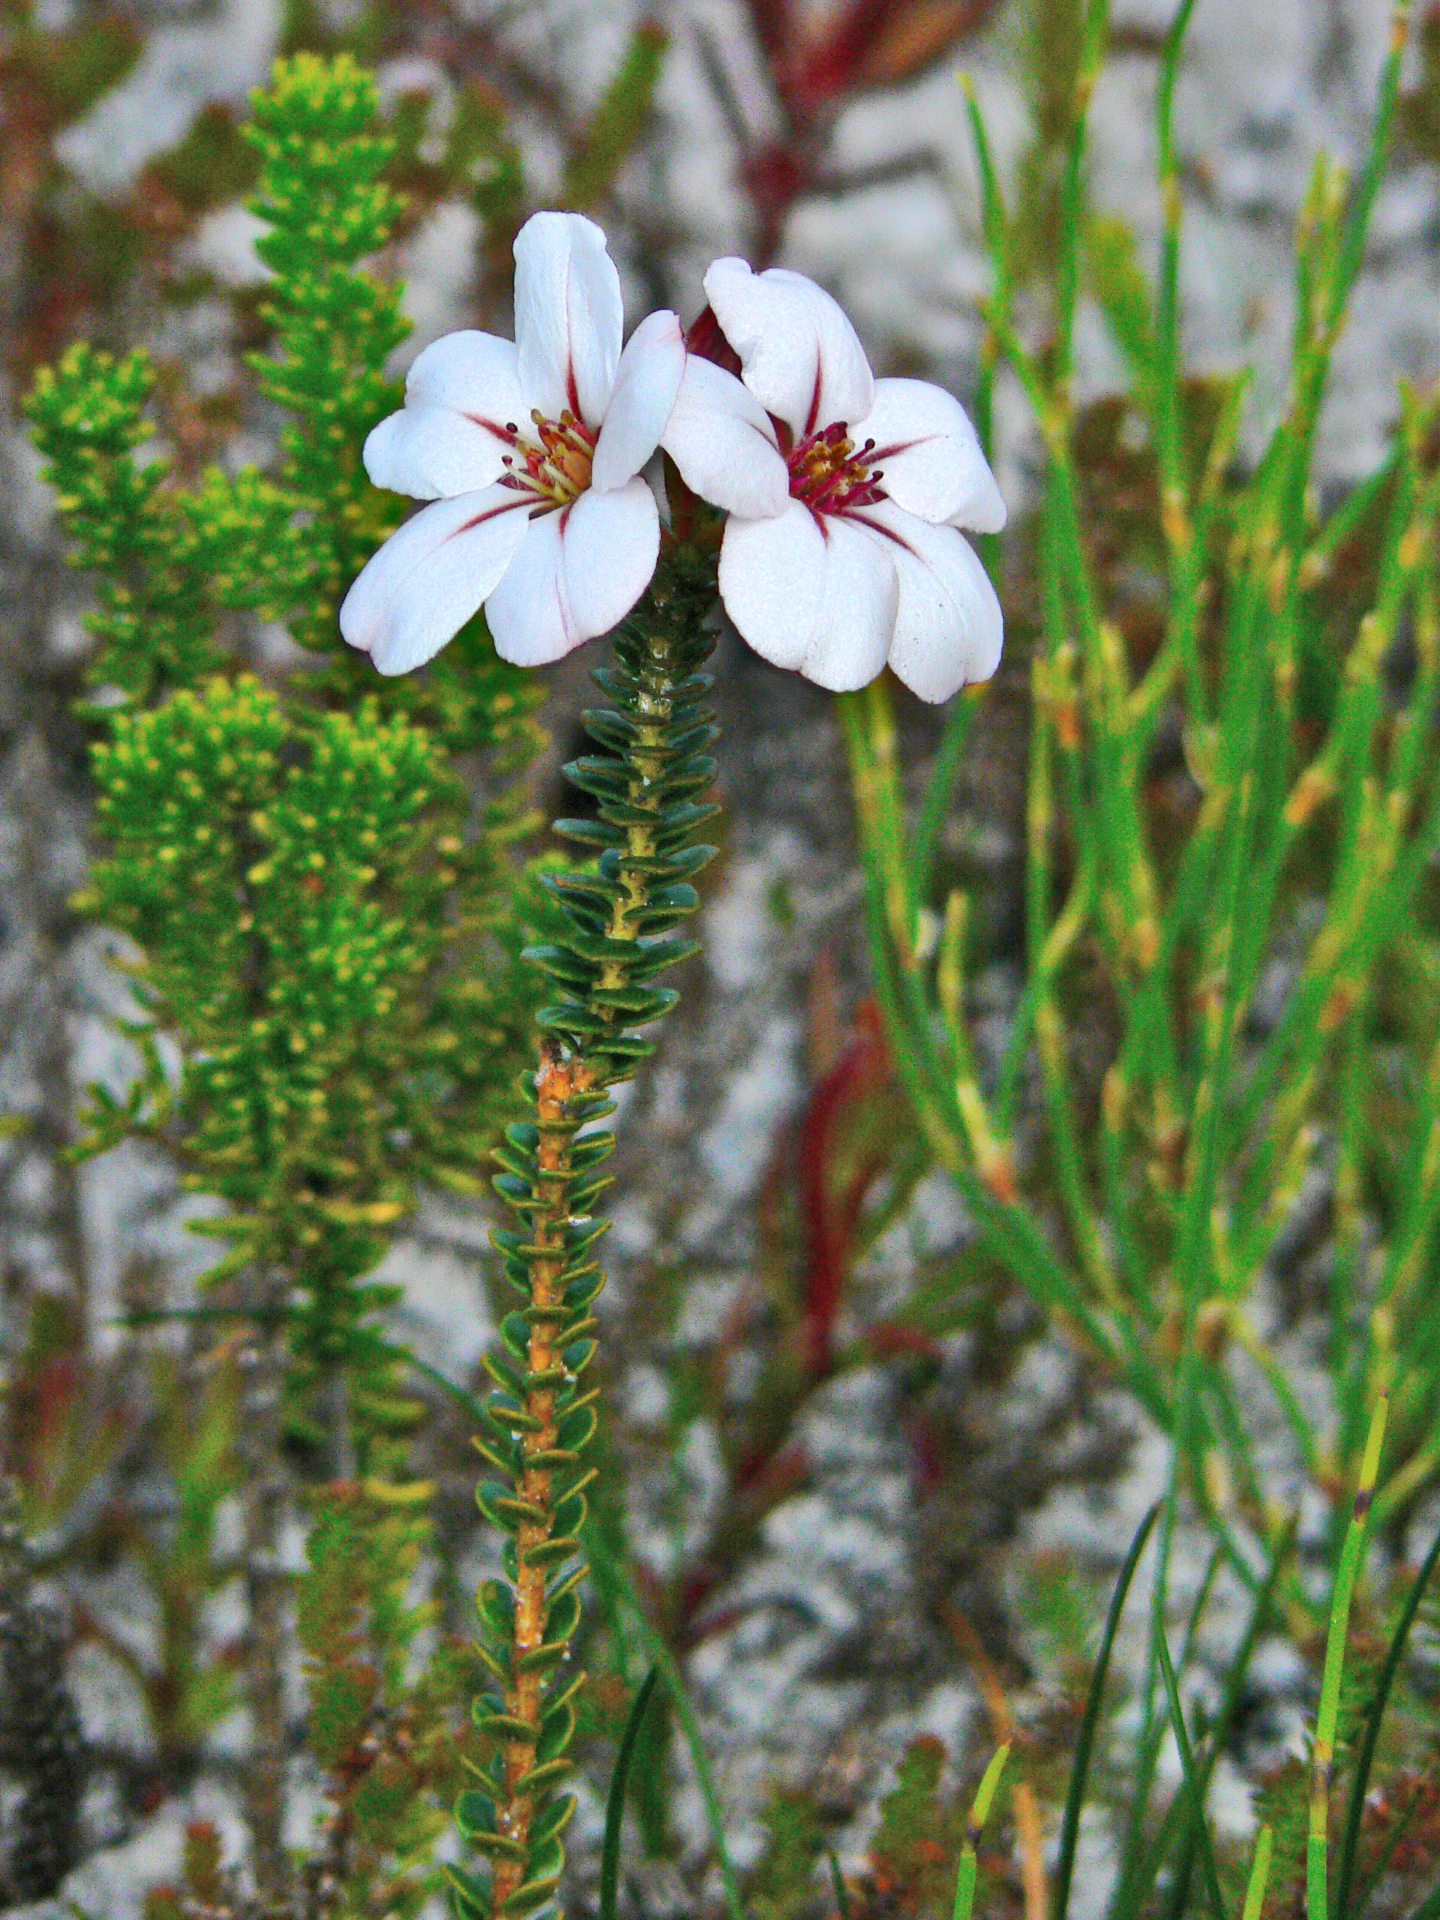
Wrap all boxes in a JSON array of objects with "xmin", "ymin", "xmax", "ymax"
[
  {"xmin": 499, "ymin": 407, "xmax": 598, "ymax": 512},
  {"xmin": 785, "ymin": 417, "xmax": 886, "ymax": 515}
]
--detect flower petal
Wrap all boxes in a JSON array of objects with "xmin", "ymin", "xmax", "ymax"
[
  {"xmin": 561, "ymin": 479, "xmax": 661, "ymax": 639},
  {"xmin": 514, "ymin": 211, "xmax": 623, "ymax": 429},
  {"xmin": 592, "ymin": 310, "xmax": 686, "ymax": 491},
  {"xmin": 362, "ymin": 331, "xmax": 529, "ymax": 500},
  {"xmin": 403, "ymin": 329, "xmax": 526, "ymax": 425},
  {"xmin": 661, "ymin": 354, "xmax": 789, "ymax": 518},
  {"xmin": 799, "ymin": 515, "xmax": 897, "ymax": 691},
  {"xmin": 853, "ymin": 498, "xmax": 1003, "ymax": 702},
  {"xmin": 718, "ymin": 500, "xmax": 896, "ymax": 690},
  {"xmin": 484, "ymin": 510, "xmax": 580, "ymax": 666},
  {"xmin": 718, "ymin": 501, "xmax": 826, "ymax": 672},
  {"xmin": 703, "ymin": 257, "xmax": 875, "ymax": 436},
  {"xmin": 855, "ymin": 377, "xmax": 1007, "ymax": 531},
  {"xmin": 364, "ymin": 406, "xmax": 512, "ymax": 500},
  {"xmin": 339, "ymin": 487, "xmax": 529, "ymax": 675}
]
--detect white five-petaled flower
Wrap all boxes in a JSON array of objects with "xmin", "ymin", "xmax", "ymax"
[
  {"xmin": 661, "ymin": 259, "xmax": 1007, "ymax": 703},
  {"xmin": 339, "ymin": 211, "xmax": 686, "ymax": 674}
]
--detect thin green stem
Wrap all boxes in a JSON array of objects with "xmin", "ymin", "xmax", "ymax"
[{"xmin": 1307, "ymin": 1398, "xmax": 1388, "ymax": 1920}]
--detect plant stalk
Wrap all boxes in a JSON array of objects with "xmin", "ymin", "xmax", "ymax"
[
  {"xmin": 457, "ymin": 548, "xmax": 719, "ymax": 1920},
  {"xmin": 241, "ymin": 1269, "xmax": 291, "ymax": 1912}
]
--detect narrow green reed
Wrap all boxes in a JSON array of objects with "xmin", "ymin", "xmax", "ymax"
[
  {"xmin": 453, "ymin": 547, "xmax": 719, "ymax": 1920},
  {"xmin": 1333, "ymin": 1519, "xmax": 1440, "ymax": 1920},
  {"xmin": 1241, "ymin": 1827, "xmax": 1274, "ymax": 1920},
  {"xmin": 583, "ymin": 1520, "xmax": 746, "ymax": 1920},
  {"xmin": 846, "ymin": 25, "xmax": 1440, "ymax": 1920},
  {"xmin": 1307, "ymin": 1397, "xmax": 1387, "ymax": 1920},
  {"xmin": 599, "ymin": 1667, "xmax": 659, "ymax": 1920},
  {"xmin": 950, "ymin": 1743, "xmax": 1009, "ymax": 1920},
  {"xmin": 1052, "ymin": 1504, "xmax": 1159, "ymax": 1920},
  {"xmin": 1154, "ymin": 1627, "xmax": 1227, "ymax": 1920},
  {"xmin": 1137, "ymin": 1521, "xmax": 1294, "ymax": 1920},
  {"xmin": 852, "ymin": 0, "xmax": 1438, "ymax": 1617}
]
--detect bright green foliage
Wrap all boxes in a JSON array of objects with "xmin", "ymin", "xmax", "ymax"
[
  {"xmin": 74, "ymin": 670, "xmax": 545, "ymax": 1423},
  {"xmin": 30, "ymin": 49, "xmax": 547, "ymax": 1412},
  {"xmin": 25, "ymin": 345, "xmax": 215, "ymax": 699},
  {"xmin": 79, "ymin": 680, "xmax": 449, "ymax": 1376},
  {"xmin": 295, "ymin": 1483, "xmax": 476, "ymax": 1918},
  {"xmin": 241, "ymin": 51, "xmax": 408, "ymax": 653},
  {"xmin": 26, "ymin": 51, "xmax": 551, "ymax": 1905},
  {"xmin": 24, "ymin": 51, "xmax": 544, "ymax": 763}
]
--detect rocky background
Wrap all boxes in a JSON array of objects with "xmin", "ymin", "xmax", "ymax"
[{"xmin": 0, "ymin": 0, "xmax": 1437, "ymax": 1913}]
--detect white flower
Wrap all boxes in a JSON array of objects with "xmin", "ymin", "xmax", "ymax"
[
  {"xmin": 662, "ymin": 259, "xmax": 1007, "ymax": 703},
  {"xmin": 340, "ymin": 212, "xmax": 686, "ymax": 675}
]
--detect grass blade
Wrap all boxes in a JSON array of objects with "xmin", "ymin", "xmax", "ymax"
[
  {"xmin": 600, "ymin": 1666, "xmax": 660, "ymax": 1920},
  {"xmin": 1334, "ymin": 1519, "xmax": 1440, "ymax": 1919},
  {"xmin": 910, "ymin": 693, "xmax": 975, "ymax": 911},
  {"xmin": 583, "ymin": 1521, "xmax": 746, "ymax": 1920},
  {"xmin": 1241, "ymin": 1826, "xmax": 1273, "ymax": 1920},
  {"xmin": 1053, "ymin": 1502, "xmax": 1160, "ymax": 1920},
  {"xmin": 953, "ymin": 1744, "xmax": 1010, "ymax": 1920},
  {"xmin": 1150, "ymin": 1517, "xmax": 1297, "ymax": 1920},
  {"xmin": 1309, "ymin": 1399, "xmax": 1388, "ymax": 1920},
  {"xmin": 1154, "ymin": 1629, "xmax": 1228, "ymax": 1920},
  {"xmin": 830, "ymin": 1851, "xmax": 851, "ymax": 1920}
]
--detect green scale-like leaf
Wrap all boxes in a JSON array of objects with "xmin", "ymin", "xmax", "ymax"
[{"xmin": 468, "ymin": 546, "xmax": 721, "ymax": 1916}]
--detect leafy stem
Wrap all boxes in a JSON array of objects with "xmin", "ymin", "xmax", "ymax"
[{"xmin": 455, "ymin": 545, "xmax": 719, "ymax": 1920}]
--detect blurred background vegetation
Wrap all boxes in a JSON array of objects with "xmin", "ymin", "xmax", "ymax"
[{"xmin": 0, "ymin": 0, "xmax": 1438, "ymax": 1916}]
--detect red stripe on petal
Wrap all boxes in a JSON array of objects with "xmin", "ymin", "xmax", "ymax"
[
  {"xmin": 867, "ymin": 434, "xmax": 938, "ymax": 461},
  {"xmin": 465, "ymin": 414, "xmax": 522, "ymax": 444},
  {"xmin": 456, "ymin": 498, "xmax": 529, "ymax": 533},
  {"xmin": 846, "ymin": 507, "xmax": 917, "ymax": 552},
  {"xmin": 804, "ymin": 359, "xmax": 823, "ymax": 436}
]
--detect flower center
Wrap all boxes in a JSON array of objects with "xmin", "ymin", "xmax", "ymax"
[
  {"xmin": 786, "ymin": 421, "xmax": 885, "ymax": 515},
  {"xmin": 499, "ymin": 407, "xmax": 596, "ymax": 510}
]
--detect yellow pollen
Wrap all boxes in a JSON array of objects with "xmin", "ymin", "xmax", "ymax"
[
  {"xmin": 502, "ymin": 407, "xmax": 596, "ymax": 510},
  {"xmin": 788, "ymin": 423, "xmax": 882, "ymax": 511},
  {"xmin": 802, "ymin": 435, "xmax": 853, "ymax": 482}
]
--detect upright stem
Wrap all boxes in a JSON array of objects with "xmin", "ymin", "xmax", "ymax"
[
  {"xmin": 492, "ymin": 1041, "xmax": 595, "ymax": 1899},
  {"xmin": 241, "ymin": 1271, "xmax": 291, "ymax": 1912},
  {"xmin": 454, "ymin": 548, "xmax": 719, "ymax": 1920}
]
